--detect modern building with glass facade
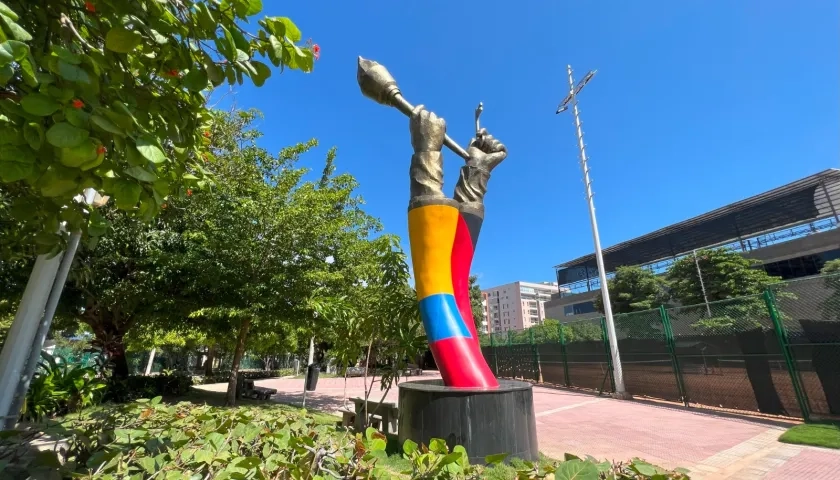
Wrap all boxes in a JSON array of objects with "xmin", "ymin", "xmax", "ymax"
[{"xmin": 544, "ymin": 169, "xmax": 840, "ymax": 321}]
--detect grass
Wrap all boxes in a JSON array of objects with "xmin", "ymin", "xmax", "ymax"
[{"xmin": 779, "ymin": 422, "xmax": 840, "ymax": 449}]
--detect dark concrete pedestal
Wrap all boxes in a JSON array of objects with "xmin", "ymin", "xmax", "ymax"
[{"xmin": 397, "ymin": 379, "xmax": 538, "ymax": 464}]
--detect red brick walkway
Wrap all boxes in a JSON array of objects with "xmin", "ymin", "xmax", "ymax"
[{"xmin": 197, "ymin": 374, "xmax": 840, "ymax": 479}]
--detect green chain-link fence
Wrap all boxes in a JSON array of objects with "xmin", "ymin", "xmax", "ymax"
[{"xmin": 479, "ymin": 272, "xmax": 840, "ymax": 420}]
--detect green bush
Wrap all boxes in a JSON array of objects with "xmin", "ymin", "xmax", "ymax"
[
  {"xmin": 104, "ymin": 373, "xmax": 194, "ymax": 403},
  {"xmin": 0, "ymin": 398, "xmax": 391, "ymax": 479},
  {"xmin": 21, "ymin": 352, "xmax": 107, "ymax": 422},
  {"xmin": 0, "ymin": 398, "xmax": 691, "ymax": 479},
  {"xmin": 193, "ymin": 368, "xmax": 293, "ymax": 385}
]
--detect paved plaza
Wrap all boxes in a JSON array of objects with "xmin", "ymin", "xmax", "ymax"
[{"xmin": 197, "ymin": 373, "xmax": 840, "ymax": 479}]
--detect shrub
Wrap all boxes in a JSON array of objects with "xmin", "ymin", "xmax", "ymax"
[
  {"xmin": 193, "ymin": 368, "xmax": 293, "ymax": 385},
  {"xmin": 104, "ymin": 373, "xmax": 194, "ymax": 403},
  {"xmin": 0, "ymin": 398, "xmax": 692, "ymax": 479},
  {"xmin": 0, "ymin": 398, "xmax": 391, "ymax": 479},
  {"xmin": 21, "ymin": 352, "xmax": 107, "ymax": 422}
]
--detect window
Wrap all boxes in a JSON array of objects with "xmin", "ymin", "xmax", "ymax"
[{"xmin": 563, "ymin": 301, "xmax": 596, "ymax": 316}]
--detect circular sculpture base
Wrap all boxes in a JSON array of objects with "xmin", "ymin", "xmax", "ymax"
[{"xmin": 397, "ymin": 379, "xmax": 538, "ymax": 464}]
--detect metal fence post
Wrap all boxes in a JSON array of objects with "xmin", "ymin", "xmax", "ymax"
[
  {"xmin": 559, "ymin": 324, "xmax": 570, "ymax": 387},
  {"xmin": 490, "ymin": 332, "xmax": 499, "ymax": 376},
  {"xmin": 660, "ymin": 305, "xmax": 688, "ymax": 407},
  {"xmin": 764, "ymin": 289, "xmax": 811, "ymax": 421},
  {"xmin": 599, "ymin": 317, "xmax": 616, "ymax": 392},
  {"xmin": 529, "ymin": 327, "xmax": 541, "ymax": 382}
]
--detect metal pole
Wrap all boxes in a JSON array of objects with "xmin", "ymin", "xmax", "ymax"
[
  {"xmin": 0, "ymin": 253, "xmax": 63, "ymax": 423},
  {"xmin": 693, "ymin": 249, "xmax": 713, "ymax": 317},
  {"xmin": 565, "ymin": 64, "xmax": 626, "ymax": 396},
  {"xmin": 3, "ymin": 189, "xmax": 98, "ymax": 427},
  {"xmin": 145, "ymin": 349, "xmax": 157, "ymax": 376}
]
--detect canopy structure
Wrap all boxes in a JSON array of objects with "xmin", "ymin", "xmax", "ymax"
[{"xmin": 555, "ymin": 169, "xmax": 840, "ymax": 284}]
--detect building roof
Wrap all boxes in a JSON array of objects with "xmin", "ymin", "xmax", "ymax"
[{"xmin": 555, "ymin": 169, "xmax": 840, "ymax": 273}]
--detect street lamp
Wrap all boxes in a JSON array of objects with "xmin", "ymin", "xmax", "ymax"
[{"xmin": 556, "ymin": 66, "xmax": 628, "ymax": 398}]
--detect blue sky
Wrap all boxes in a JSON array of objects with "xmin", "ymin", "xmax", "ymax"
[{"xmin": 231, "ymin": 0, "xmax": 839, "ymax": 289}]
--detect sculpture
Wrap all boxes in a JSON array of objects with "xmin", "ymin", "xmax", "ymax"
[{"xmin": 357, "ymin": 57, "xmax": 504, "ymax": 388}]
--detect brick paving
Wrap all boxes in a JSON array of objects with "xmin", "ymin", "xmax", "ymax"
[{"xmin": 195, "ymin": 373, "xmax": 840, "ymax": 478}]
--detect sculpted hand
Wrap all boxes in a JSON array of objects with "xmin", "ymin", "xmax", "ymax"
[
  {"xmin": 466, "ymin": 128, "xmax": 507, "ymax": 173},
  {"xmin": 409, "ymin": 105, "xmax": 446, "ymax": 153}
]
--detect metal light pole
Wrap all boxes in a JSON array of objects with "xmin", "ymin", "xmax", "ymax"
[
  {"xmin": 692, "ymin": 250, "xmax": 713, "ymax": 317},
  {"xmin": 1, "ymin": 188, "xmax": 102, "ymax": 427},
  {"xmin": 556, "ymin": 65, "xmax": 627, "ymax": 397}
]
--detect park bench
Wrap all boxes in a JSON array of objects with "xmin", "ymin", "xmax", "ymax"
[
  {"xmin": 236, "ymin": 373, "xmax": 277, "ymax": 400},
  {"xmin": 350, "ymin": 397, "xmax": 399, "ymax": 434},
  {"xmin": 402, "ymin": 364, "xmax": 422, "ymax": 376}
]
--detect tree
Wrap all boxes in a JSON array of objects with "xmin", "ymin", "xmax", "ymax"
[
  {"xmin": 0, "ymin": 0, "xmax": 316, "ymax": 257},
  {"xmin": 594, "ymin": 265, "xmax": 670, "ymax": 314},
  {"xmin": 667, "ymin": 248, "xmax": 781, "ymax": 304},
  {"xmin": 468, "ymin": 275, "xmax": 484, "ymax": 332},
  {"xmin": 667, "ymin": 248, "xmax": 783, "ymax": 334},
  {"xmin": 310, "ymin": 237, "xmax": 424, "ymax": 421}
]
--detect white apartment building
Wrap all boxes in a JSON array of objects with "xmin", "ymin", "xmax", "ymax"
[{"xmin": 481, "ymin": 281, "xmax": 559, "ymax": 333}]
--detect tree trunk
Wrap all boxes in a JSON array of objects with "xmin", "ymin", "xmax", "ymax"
[
  {"xmin": 108, "ymin": 341, "xmax": 130, "ymax": 378},
  {"xmin": 225, "ymin": 318, "xmax": 252, "ymax": 406},
  {"xmin": 204, "ymin": 345, "xmax": 215, "ymax": 376}
]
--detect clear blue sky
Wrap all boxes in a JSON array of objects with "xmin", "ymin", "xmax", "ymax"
[{"xmin": 231, "ymin": 0, "xmax": 839, "ymax": 289}]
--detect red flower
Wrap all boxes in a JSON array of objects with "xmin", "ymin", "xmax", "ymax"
[
  {"xmin": 187, "ymin": 189, "xmax": 193, "ymax": 197},
  {"xmin": 96, "ymin": 145, "xmax": 106, "ymax": 155},
  {"xmin": 203, "ymin": 131, "xmax": 210, "ymax": 138},
  {"xmin": 166, "ymin": 69, "xmax": 180, "ymax": 77},
  {"xmin": 71, "ymin": 99, "xmax": 84, "ymax": 109},
  {"xmin": 312, "ymin": 44, "xmax": 320, "ymax": 60},
  {"xmin": 84, "ymin": 1, "xmax": 95, "ymax": 13}
]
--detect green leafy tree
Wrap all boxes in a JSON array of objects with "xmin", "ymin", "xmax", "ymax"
[
  {"xmin": 310, "ymin": 238, "xmax": 424, "ymax": 417},
  {"xmin": 667, "ymin": 248, "xmax": 780, "ymax": 304},
  {"xmin": 818, "ymin": 259, "xmax": 840, "ymax": 320},
  {"xmin": 667, "ymin": 249, "xmax": 783, "ymax": 334},
  {"xmin": 0, "ymin": 0, "xmax": 316, "ymax": 256},
  {"xmin": 468, "ymin": 275, "xmax": 484, "ymax": 332},
  {"xmin": 594, "ymin": 265, "xmax": 670, "ymax": 314}
]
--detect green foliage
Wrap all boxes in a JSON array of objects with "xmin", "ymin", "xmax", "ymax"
[
  {"xmin": 819, "ymin": 261, "xmax": 840, "ymax": 320},
  {"xmin": 400, "ymin": 437, "xmax": 486, "ymax": 479},
  {"xmin": 513, "ymin": 453, "xmax": 690, "ymax": 479},
  {"xmin": 0, "ymin": 398, "xmax": 393, "ymax": 480},
  {"xmin": 193, "ymin": 369, "xmax": 293, "ymax": 385},
  {"xmin": 104, "ymin": 372, "xmax": 194, "ymax": 403},
  {"xmin": 594, "ymin": 265, "xmax": 670, "ymax": 314},
  {"xmin": 0, "ymin": 0, "xmax": 316, "ymax": 257},
  {"xmin": 21, "ymin": 351, "xmax": 107, "ymax": 422},
  {"xmin": 469, "ymin": 275, "xmax": 484, "ymax": 331},
  {"xmin": 666, "ymin": 249, "xmax": 780, "ymax": 304}
]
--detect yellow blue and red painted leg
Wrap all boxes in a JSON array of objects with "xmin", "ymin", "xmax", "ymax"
[{"xmin": 408, "ymin": 201, "xmax": 498, "ymax": 388}]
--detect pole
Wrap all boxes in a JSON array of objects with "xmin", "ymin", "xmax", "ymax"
[
  {"xmin": 2, "ymin": 189, "xmax": 97, "ymax": 427},
  {"xmin": 565, "ymin": 64, "xmax": 626, "ymax": 396},
  {"xmin": 145, "ymin": 349, "xmax": 157, "ymax": 376},
  {"xmin": 693, "ymin": 250, "xmax": 712, "ymax": 317},
  {"xmin": 303, "ymin": 336, "xmax": 315, "ymax": 407},
  {"xmin": 0, "ymin": 254, "xmax": 63, "ymax": 423}
]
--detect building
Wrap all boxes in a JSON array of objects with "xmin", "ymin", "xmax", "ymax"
[
  {"xmin": 545, "ymin": 169, "xmax": 840, "ymax": 321},
  {"xmin": 481, "ymin": 281, "xmax": 559, "ymax": 333}
]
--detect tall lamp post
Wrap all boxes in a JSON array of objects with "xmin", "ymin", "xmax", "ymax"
[{"xmin": 556, "ymin": 65, "xmax": 628, "ymax": 397}]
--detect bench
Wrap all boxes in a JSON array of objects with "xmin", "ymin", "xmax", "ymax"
[
  {"xmin": 241, "ymin": 378, "xmax": 277, "ymax": 400},
  {"xmin": 402, "ymin": 364, "xmax": 422, "ymax": 376},
  {"xmin": 339, "ymin": 407, "xmax": 356, "ymax": 428},
  {"xmin": 350, "ymin": 397, "xmax": 398, "ymax": 434}
]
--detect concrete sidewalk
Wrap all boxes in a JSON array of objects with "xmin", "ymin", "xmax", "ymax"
[{"xmin": 196, "ymin": 374, "xmax": 840, "ymax": 479}]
